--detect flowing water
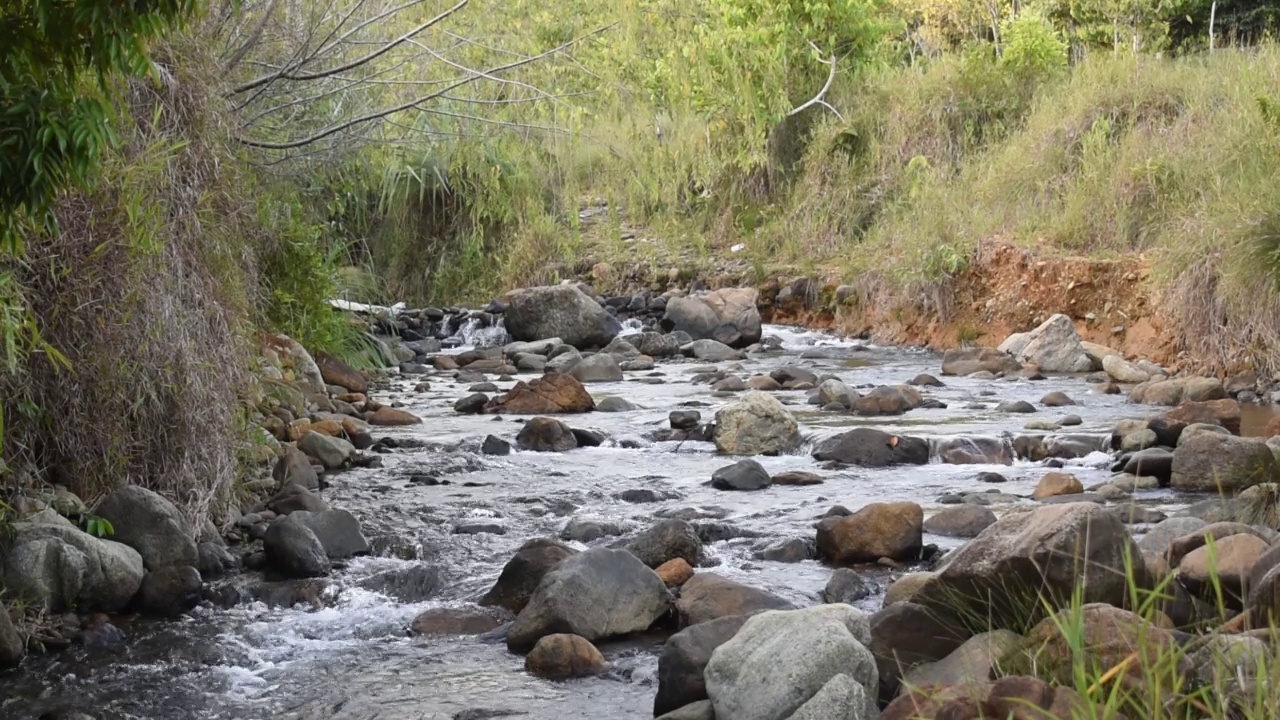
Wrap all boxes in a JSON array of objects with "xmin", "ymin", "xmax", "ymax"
[{"xmin": 1, "ymin": 327, "xmax": 1201, "ymax": 719}]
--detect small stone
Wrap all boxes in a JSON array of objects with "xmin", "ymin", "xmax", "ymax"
[
  {"xmin": 481, "ymin": 435, "xmax": 511, "ymax": 455},
  {"xmin": 1033, "ymin": 472, "xmax": 1084, "ymax": 500},
  {"xmin": 525, "ymin": 633, "xmax": 608, "ymax": 680},
  {"xmin": 657, "ymin": 558, "xmax": 695, "ymax": 587}
]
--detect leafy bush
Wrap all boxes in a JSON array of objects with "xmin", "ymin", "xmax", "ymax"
[{"xmin": 1001, "ymin": 9, "xmax": 1069, "ymax": 81}]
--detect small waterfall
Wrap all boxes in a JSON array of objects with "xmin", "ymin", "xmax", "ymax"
[
  {"xmin": 451, "ymin": 316, "xmax": 509, "ymax": 349},
  {"xmin": 618, "ymin": 318, "xmax": 644, "ymax": 336}
]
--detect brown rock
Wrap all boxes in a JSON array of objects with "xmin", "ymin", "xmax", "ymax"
[
  {"xmin": 746, "ymin": 376, "xmax": 782, "ymax": 391},
  {"xmin": 410, "ymin": 606, "xmax": 506, "ymax": 636},
  {"xmin": 1178, "ymin": 532, "xmax": 1268, "ymax": 601},
  {"xmin": 1163, "ymin": 399, "xmax": 1242, "ymax": 435},
  {"xmin": 315, "ymin": 351, "xmax": 368, "ymax": 393},
  {"xmin": 870, "ymin": 601, "xmax": 968, "ymax": 699},
  {"xmin": 1032, "ymin": 472, "xmax": 1084, "ymax": 500},
  {"xmin": 486, "ymin": 373, "xmax": 595, "ymax": 414},
  {"xmin": 307, "ymin": 419, "xmax": 344, "ymax": 437},
  {"xmin": 525, "ymin": 633, "xmax": 607, "ymax": 679},
  {"xmin": 675, "ymin": 573, "xmax": 793, "ymax": 627},
  {"xmin": 480, "ymin": 538, "xmax": 578, "ymax": 613},
  {"xmin": 816, "ymin": 502, "xmax": 923, "ymax": 564},
  {"xmin": 884, "ymin": 572, "xmax": 935, "ymax": 607},
  {"xmin": 367, "ymin": 406, "xmax": 422, "ymax": 426},
  {"xmin": 1166, "ymin": 522, "xmax": 1261, "ymax": 567},
  {"xmin": 657, "ymin": 558, "xmax": 694, "ymax": 587},
  {"xmin": 771, "ymin": 471, "xmax": 823, "ymax": 486},
  {"xmin": 338, "ymin": 392, "xmax": 367, "ymax": 404},
  {"xmin": 433, "ymin": 355, "xmax": 459, "ymax": 371},
  {"xmin": 881, "ymin": 675, "xmax": 1112, "ymax": 720}
]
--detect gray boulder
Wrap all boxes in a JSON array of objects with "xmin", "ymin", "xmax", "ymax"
[
  {"xmin": 682, "ymin": 339, "xmax": 744, "ymax": 362},
  {"xmin": 786, "ymin": 673, "xmax": 873, "ymax": 720},
  {"xmin": 1171, "ymin": 433, "xmax": 1278, "ymax": 494},
  {"xmin": 634, "ymin": 332, "xmax": 682, "ymax": 358},
  {"xmin": 137, "ymin": 566, "xmax": 202, "ymax": 617},
  {"xmin": 517, "ymin": 417, "xmax": 577, "ymax": 452},
  {"xmin": 503, "ymin": 285, "xmax": 621, "ymax": 349},
  {"xmin": 923, "ymin": 505, "xmax": 997, "ymax": 538},
  {"xmin": 626, "ymin": 519, "xmax": 702, "ymax": 568},
  {"xmin": 507, "ymin": 548, "xmax": 671, "ymax": 650},
  {"xmin": 0, "ymin": 509, "xmax": 144, "ymax": 612},
  {"xmin": 568, "ymin": 353, "xmax": 624, "ymax": 383},
  {"xmin": 663, "ymin": 289, "xmax": 762, "ymax": 348},
  {"xmin": 822, "ymin": 569, "xmax": 872, "ymax": 604},
  {"xmin": 263, "ymin": 516, "xmax": 331, "ymax": 578},
  {"xmin": 286, "ymin": 510, "xmax": 370, "ymax": 559},
  {"xmin": 655, "ymin": 614, "xmax": 751, "ymax": 715},
  {"xmin": 712, "ymin": 459, "xmax": 772, "ymax": 491},
  {"xmin": 704, "ymin": 605, "xmax": 877, "ymax": 720},
  {"xmin": 273, "ymin": 446, "xmax": 319, "ymax": 491},
  {"xmin": 1136, "ymin": 517, "xmax": 1208, "ymax": 554},
  {"xmin": 0, "ymin": 606, "xmax": 21, "ymax": 669},
  {"xmin": 714, "ymin": 392, "xmax": 801, "ymax": 456},
  {"xmin": 940, "ymin": 348, "xmax": 1020, "ymax": 376},
  {"xmin": 935, "ymin": 436, "xmax": 1014, "ymax": 465},
  {"xmin": 817, "ymin": 379, "xmax": 858, "ymax": 409},
  {"xmin": 676, "ymin": 573, "xmax": 795, "ymax": 627},
  {"xmin": 812, "ymin": 428, "xmax": 929, "ymax": 467},
  {"xmin": 657, "ymin": 701, "xmax": 715, "ymax": 720},
  {"xmin": 902, "ymin": 629, "xmax": 1022, "ymax": 689},
  {"xmin": 1103, "ymin": 354, "xmax": 1150, "ymax": 384},
  {"xmin": 298, "ymin": 430, "xmax": 355, "ymax": 469},
  {"xmin": 997, "ymin": 314, "xmax": 1092, "ymax": 373},
  {"xmin": 94, "ymin": 486, "xmax": 197, "ymax": 571},
  {"xmin": 481, "ymin": 538, "xmax": 578, "ymax": 613}
]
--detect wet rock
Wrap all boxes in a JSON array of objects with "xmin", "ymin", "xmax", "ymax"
[
  {"xmin": 770, "ymin": 366, "xmax": 819, "ymax": 386},
  {"xmin": 704, "ymin": 605, "xmax": 877, "ymax": 720},
  {"xmin": 714, "ymin": 392, "xmax": 801, "ymax": 456},
  {"xmin": 507, "ymin": 548, "xmax": 671, "ymax": 650},
  {"xmin": 367, "ymin": 406, "xmax": 422, "ymax": 426},
  {"xmin": 786, "ymin": 673, "xmax": 871, "ymax": 720},
  {"xmin": 568, "ymin": 353, "xmax": 624, "ymax": 383},
  {"xmin": 94, "ymin": 486, "xmax": 197, "ymax": 571},
  {"xmin": 481, "ymin": 435, "xmax": 511, "ymax": 455},
  {"xmin": 516, "ymin": 417, "xmax": 578, "ymax": 452},
  {"xmin": 525, "ymin": 633, "xmax": 608, "ymax": 679},
  {"xmin": 903, "ymin": 629, "xmax": 1022, "ymax": 690},
  {"xmin": 935, "ymin": 436, "xmax": 1014, "ymax": 465},
  {"xmin": 1032, "ymin": 472, "xmax": 1084, "ymax": 500},
  {"xmin": 626, "ymin": 519, "xmax": 702, "ymax": 568},
  {"xmin": 670, "ymin": 410, "xmax": 702, "ymax": 430},
  {"xmin": 923, "ymin": 506, "xmax": 996, "ymax": 539},
  {"xmin": 853, "ymin": 392, "xmax": 907, "ymax": 416},
  {"xmin": 662, "ymin": 289, "xmax": 762, "ymax": 349},
  {"xmin": 677, "ymin": 573, "xmax": 795, "ymax": 626},
  {"xmin": 812, "ymin": 428, "xmax": 928, "ymax": 467},
  {"xmin": 0, "ymin": 607, "xmax": 21, "ymax": 669},
  {"xmin": 1122, "ymin": 447, "xmax": 1173, "ymax": 482},
  {"xmin": 657, "ymin": 558, "xmax": 695, "ymax": 587},
  {"xmin": 268, "ymin": 484, "xmax": 329, "ymax": 515},
  {"xmin": 1103, "ymin": 354, "xmax": 1150, "ymax": 384},
  {"xmin": 2, "ymin": 510, "xmax": 144, "ymax": 612},
  {"xmin": 747, "ymin": 376, "xmax": 783, "ymax": 391},
  {"xmin": 712, "ymin": 375, "xmax": 747, "ymax": 392},
  {"xmin": 760, "ymin": 538, "xmax": 812, "ymax": 563},
  {"xmin": 486, "ymin": 373, "xmax": 595, "ymax": 414},
  {"xmin": 560, "ymin": 517, "xmax": 625, "ymax": 542},
  {"xmin": 1171, "ymin": 432, "xmax": 1278, "ymax": 494},
  {"xmin": 615, "ymin": 488, "xmax": 664, "ymax": 503},
  {"xmin": 137, "ymin": 566, "xmax": 202, "ymax": 617},
  {"xmin": 1060, "ymin": 414, "xmax": 1082, "ymax": 426},
  {"xmin": 273, "ymin": 446, "xmax": 319, "ymax": 491},
  {"xmin": 977, "ymin": 472, "xmax": 1007, "ymax": 483},
  {"xmin": 1040, "ymin": 391, "xmax": 1075, "ymax": 407},
  {"xmin": 263, "ymin": 517, "xmax": 330, "ymax": 579},
  {"xmin": 503, "ymin": 285, "xmax": 621, "ymax": 349},
  {"xmin": 940, "ymin": 348, "xmax": 1020, "ymax": 376},
  {"xmin": 315, "ymin": 351, "xmax": 368, "ymax": 393},
  {"xmin": 596, "ymin": 396, "xmax": 636, "ymax": 412},
  {"xmin": 655, "ymin": 615, "xmax": 751, "ymax": 715},
  {"xmin": 196, "ymin": 542, "xmax": 236, "ymax": 580},
  {"xmin": 633, "ymin": 332, "xmax": 682, "ymax": 358},
  {"xmin": 817, "ymin": 379, "xmax": 858, "ymax": 408},
  {"xmin": 773, "ymin": 470, "xmax": 823, "ymax": 486},
  {"xmin": 298, "ymin": 430, "xmax": 355, "ymax": 469},
  {"xmin": 908, "ymin": 373, "xmax": 944, "ymax": 387},
  {"xmin": 454, "ymin": 393, "xmax": 490, "ymax": 414},
  {"xmin": 570, "ymin": 427, "xmax": 605, "ymax": 447},
  {"xmin": 411, "ymin": 606, "xmax": 506, "ymax": 636},
  {"xmin": 816, "ymin": 502, "xmax": 924, "ymax": 564},
  {"xmin": 997, "ymin": 315, "xmax": 1092, "ymax": 373},
  {"xmin": 994, "ymin": 400, "xmax": 1036, "ymax": 413},
  {"xmin": 712, "ymin": 459, "xmax": 772, "ymax": 491},
  {"xmin": 880, "ymin": 675, "xmax": 1102, "ymax": 720},
  {"xmin": 287, "ymin": 510, "xmax": 370, "ymax": 559},
  {"xmin": 869, "ymin": 601, "xmax": 969, "ymax": 699},
  {"xmin": 455, "ymin": 523, "xmax": 507, "ymax": 535},
  {"xmin": 822, "ymin": 568, "xmax": 872, "ymax": 604},
  {"xmin": 1164, "ymin": 398, "xmax": 1241, "ymax": 435},
  {"xmin": 603, "ymin": 336, "xmax": 640, "ymax": 359}
]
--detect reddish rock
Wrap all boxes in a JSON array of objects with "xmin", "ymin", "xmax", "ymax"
[
  {"xmin": 1163, "ymin": 399, "xmax": 1242, "ymax": 435},
  {"xmin": 1032, "ymin": 472, "xmax": 1083, "ymax": 500},
  {"xmin": 656, "ymin": 558, "xmax": 694, "ymax": 587},
  {"xmin": 366, "ymin": 406, "xmax": 421, "ymax": 426},
  {"xmin": 486, "ymin": 373, "xmax": 595, "ymax": 414},
  {"xmin": 315, "ymin": 351, "xmax": 368, "ymax": 393}
]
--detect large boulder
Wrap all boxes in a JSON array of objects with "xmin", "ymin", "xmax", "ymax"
[
  {"xmin": 817, "ymin": 502, "xmax": 923, "ymax": 564},
  {"xmin": 567, "ymin": 353, "xmax": 624, "ymax": 383},
  {"xmin": 880, "ymin": 675, "xmax": 1104, "ymax": 720},
  {"xmin": 923, "ymin": 506, "xmax": 996, "ymax": 539},
  {"xmin": 787, "ymin": 673, "xmax": 873, "ymax": 720},
  {"xmin": 913, "ymin": 503, "xmax": 1145, "ymax": 631},
  {"xmin": 314, "ymin": 350, "xmax": 368, "ymax": 393},
  {"xmin": 812, "ymin": 428, "xmax": 929, "ymax": 467},
  {"xmin": 263, "ymin": 333, "xmax": 326, "ymax": 394},
  {"xmin": 1163, "ymin": 398, "xmax": 1242, "ymax": 435},
  {"xmin": 682, "ymin": 339, "xmax": 744, "ymax": 362},
  {"xmin": 507, "ymin": 548, "xmax": 671, "ymax": 650},
  {"xmin": 525, "ymin": 633, "xmax": 608, "ymax": 679},
  {"xmin": 1132, "ymin": 377, "xmax": 1226, "ymax": 406},
  {"xmin": 656, "ymin": 614, "xmax": 751, "ymax": 715},
  {"xmin": 481, "ymin": 538, "xmax": 578, "ymax": 613},
  {"xmin": 704, "ymin": 605, "xmax": 878, "ymax": 720},
  {"xmin": 273, "ymin": 446, "xmax": 319, "ymax": 491},
  {"xmin": 503, "ymin": 285, "xmax": 621, "ymax": 349},
  {"xmin": 712, "ymin": 459, "xmax": 772, "ymax": 491},
  {"xmin": 485, "ymin": 372, "xmax": 595, "ymax": 414},
  {"xmin": 676, "ymin": 573, "xmax": 795, "ymax": 627},
  {"xmin": 298, "ymin": 430, "xmax": 355, "ymax": 469},
  {"xmin": 1170, "ymin": 432, "xmax": 1277, "ymax": 494},
  {"xmin": 869, "ymin": 602, "xmax": 969, "ymax": 699},
  {"xmin": 902, "ymin": 629, "xmax": 1022, "ymax": 690},
  {"xmin": 263, "ymin": 516, "xmax": 331, "ymax": 578},
  {"xmin": 1177, "ymin": 532, "xmax": 1267, "ymax": 601},
  {"xmin": 516, "ymin": 417, "xmax": 578, "ymax": 452},
  {"xmin": 286, "ymin": 510, "xmax": 370, "ymax": 559},
  {"xmin": 997, "ymin": 315, "xmax": 1092, "ymax": 373},
  {"xmin": 663, "ymin": 288, "xmax": 762, "ymax": 348},
  {"xmin": 0, "ymin": 509, "xmax": 144, "ymax": 612},
  {"xmin": 934, "ymin": 436, "xmax": 1014, "ymax": 465},
  {"xmin": 93, "ymin": 486, "xmax": 196, "ymax": 571},
  {"xmin": 714, "ymin": 392, "xmax": 801, "ymax": 456},
  {"xmin": 940, "ymin": 348, "xmax": 1020, "ymax": 376},
  {"xmin": 1102, "ymin": 354, "xmax": 1151, "ymax": 384},
  {"xmin": 625, "ymin": 519, "xmax": 702, "ymax": 568},
  {"xmin": 137, "ymin": 566, "xmax": 202, "ymax": 617}
]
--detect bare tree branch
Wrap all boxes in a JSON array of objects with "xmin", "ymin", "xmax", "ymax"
[{"xmin": 788, "ymin": 44, "xmax": 843, "ymax": 121}]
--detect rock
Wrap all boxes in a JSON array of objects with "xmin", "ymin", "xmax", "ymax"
[
  {"xmin": 1164, "ymin": 398, "xmax": 1242, "ymax": 434},
  {"xmin": 503, "ymin": 285, "xmax": 621, "ymax": 349},
  {"xmin": 626, "ymin": 519, "xmax": 702, "ymax": 568},
  {"xmin": 1189, "ymin": 634, "xmax": 1267, "ymax": 698},
  {"xmin": 657, "ymin": 558, "xmax": 695, "ymax": 587},
  {"xmin": 486, "ymin": 373, "xmax": 595, "ymax": 414},
  {"xmin": 883, "ymin": 573, "xmax": 934, "ymax": 607},
  {"xmin": 264, "ymin": 333, "xmax": 326, "ymax": 394},
  {"xmin": 1032, "ymin": 472, "xmax": 1084, "ymax": 500},
  {"xmin": 822, "ymin": 568, "xmax": 872, "ymax": 604},
  {"xmin": 923, "ymin": 506, "xmax": 996, "ymax": 538},
  {"xmin": 869, "ymin": 601, "xmax": 969, "ymax": 698},
  {"xmin": 994, "ymin": 400, "xmax": 1036, "ymax": 413},
  {"xmin": 773, "ymin": 471, "xmax": 823, "ymax": 486},
  {"xmin": 656, "ymin": 615, "xmax": 751, "ymax": 715},
  {"xmin": 704, "ymin": 605, "xmax": 877, "ymax": 720},
  {"xmin": 1040, "ymin": 391, "xmax": 1075, "ymax": 407},
  {"xmin": 568, "ymin": 353, "xmax": 624, "ymax": 383},
  {"xmin": 455, "ymin": 522, "xmax": 506, "ymax": 535},
  {"xmin": 978, "ymin": 472, "xmax": 1007, "ymax": 483},
  {"xmin": 657, "ymin": 701, "xmax": 715, "ymax": 720},
  {"xmin": 670, "ymin": 410, "xmax": 702, "ymax": 430},
  {"xmin": 903, "ymin": 629, "xmax": 1022, "ymax": 690},
  {"xmin": 137, "ymin": 566, "xmax": 202, "ymax": 617},
  {"xmin": 682, "ymin": 339, "xmax": 744, "ymax": 362},
  {"xmin": 712, "ymin": 459, "xmax": 772, "ymax": 491},
  {"xmin": 663, "ymin": 289, "xmax": 763, "ymax": 348},
  {"xmin": 0, "ymin": 511, "xmax": 146, "ymax": 613},
  {"xmin": 273, "ymin": 446, "xmax": 319, "ymax": 491},
  {"xmin": 481, "ymin": 435, "xmax": 511, "ymax": 455},
  {"xmin": 1060, "ymin": 415, "xmax": 1082, "ymax": 426},
  {"xmin": 880, "ymin": 675, "xmax": 1102, "ymax": 720},
  {"xmin": 263, "ymin": 517, "xmax": 330, "ymax": 579},
  {"xmin": 940, "ymin": 348, "xmax": 1020, "ymax": 376},
  {"xmin": 506, "ymin": 548, "xmax": 671, "ymax": 650},
  {"xmin": 410, "ymin": 606, "xmax": 505, "ymax": 636},
  {"xmin": 298, "ymin": 430, "xmax": 355, "ymax": 469},
  {"xmin": 525, "ymin": 633, "xmax": 608, "ymax": 679},
  {"xmin": 816, "ymin": 502, "xmax": 923, "ymax": 564},
  {"xmin": 634, "ymin": 332, "xmax": 682, "ymax": 358},
  {"xmin": 908, "ymin": 374, "xmax": 945, "ymax": 387},
  {"xmin": 314, "ymin": 351, "xmax": 368, "ymax": 393},
  {"xmin": 1119, "ymin": 428, "xmax": 1158, "ymax": 452},
  {"xmin": 712, "ymin": 376, "xmax": 747, "ymax": 392},
  {"xmin": 760, "ymin": 538, "xmax": 811, "ymax": 563},
  {"xmin": 1170, "ymin": 432, "xmax": 1277, "ymax": 494},
  {"xmin": 454, "ymin": 393, "xmax": 490, "ymax": 414},
  {"xmin": 1178, "ymin": 422, "xmax": 1232, "ymax": 446},
  {"xmin": 559, "ymin": 517, "xmax": 624, "ymax": 543},
  {"xmin": 367, "ymin": 406, "xmax": 422, "ymax": 426},
  {"xmin": 92, "ymin": 486, "xmax": 197, "ymax": 574},
  {"xmin": 596, "ymin": 396, "xmax": 636, "ymax": 412},
  {"xmin": 812, "ymin": 428, "xmax": 929, "ymax": 467},
  {"xmin": 913, "ymin": 503, "xmax": 1144, "ymax": 631},
  {"xmin": 1103, "ymin": 354, "xmax": 1150, "ymax": 384},
  {"xmin": 196, "ymin": 541, "xmax": 236, "ymax": 579},
  {"xmin": 1123, "ymin": 447, "xmax": 1173, "ymax": 481},
  {"xmin": 0, "ymin": 607, "xmax": 21, "ymax": 669},
  {"xmin": 786, "ymin": 673, "xmax": 871, "ymax": 720},
  {"xmin": 1178, "ymin": 532, "xmax": 1267, "ymax": 601},
  {"xmin": 268, "ymin": 484, "xmax": 329, "ymax": 515},
  {"xmin": 287, "ymin": 510, "xmax": 369, "ymax": 559},
  {"xmin": 748, "ymin": 376, "xmax": 783, "ymax": 391},
  {"xmin": 481, "ymin": 539, "xmax": 578, "ymax": 613},
  {"xmin": 935, "ymin": 436, "xmax": 1014, "ymax": 465},
  {"xmin": 713, "ymin": 392, "xmax": 801, "ymax": 456},
  {"xmin": 818, "ymin": 379, "xmax": 858, "ymax": 408},
  {"xmin": 997, "ymin": 315, "xmax": 1092, "ymax": 373},
  {"xmin": 677, "ymin": 573, "xmax": 795, "ymax": 627},
  {"xmin": 517, "ymin": 417, "xmax": 578, "ymax": 452}
]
